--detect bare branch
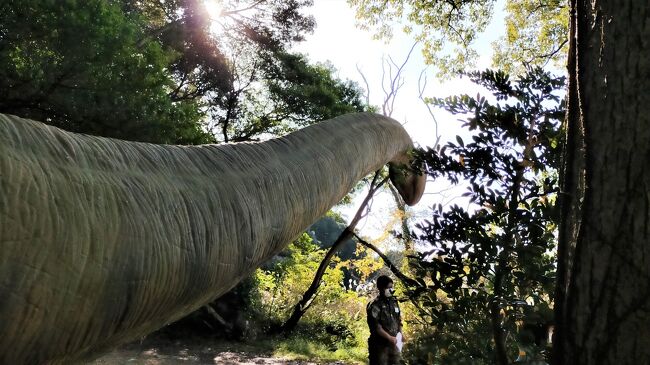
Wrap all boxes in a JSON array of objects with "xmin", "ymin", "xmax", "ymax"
[
  {"xmin": 222, "ymin": 0, "xmax": 266, "ymax": 17},
  {"xmin": 353, "ymin": 233, "xmax": 421, "ymax": 289},
  {"xmin": 381, "ymin": 41, "xmax": 419, "ymax": 117},
  {"xmin": 534, "ymin": 38, "xmax": 569, "ymax": 61},
  {"xmin": 279, "ymin": 170, "xmax": 388, "ymax": 332},
  {"xmin": 418, "ymin": 68, "xmax": 442, "ymax": 148},
  {"xmin": 355, "ymin": 63, "xmax": 371, "ymax": 107}
]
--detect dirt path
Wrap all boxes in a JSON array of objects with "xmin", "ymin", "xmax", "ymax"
[{"xmin": 91, "ymin": 335, "xmax": 348, "ymax": 365}]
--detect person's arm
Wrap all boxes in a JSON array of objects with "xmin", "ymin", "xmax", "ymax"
[
  {"xmin": 376, "ymin": 324, "xmax": 397, "ymax": 345},
  {"xmin": 397, "ymin": 301, "xmax": 405, "ymax": 341}
]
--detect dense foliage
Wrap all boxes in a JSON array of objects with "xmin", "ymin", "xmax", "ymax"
[
  {"xmin": 493, "ymin": 0, "xmax": 569, "ymax": 75},
  {"xmin": 0, "ymin": 0, "xmax": 207, "ymax": 143},
  {"xmin": 397, "ymin": 68, "xmax": 564, "ymax": 364},
  {"xmin": 121, "ymin": 0, "xmax": 366, "ymax": 143},
  {"xmin": 348, "ymin": 0, "xmax": 569, "ymax": 77},
  {"xmin": 0, "ymin": 0, "xmax": 366, "ymax": 144},
  {"xmin": 254, "ymin": 233, "xmax": 366, "ymax": 342}
]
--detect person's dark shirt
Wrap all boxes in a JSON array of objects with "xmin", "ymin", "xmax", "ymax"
[{"xmin": 367, "ymin": 296, "xmax": 402, "ymax": 339}]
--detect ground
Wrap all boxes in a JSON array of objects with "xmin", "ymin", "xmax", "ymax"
[{"xmin": 91, "ymin": 333, "xmax": 353, "ymax": 365}]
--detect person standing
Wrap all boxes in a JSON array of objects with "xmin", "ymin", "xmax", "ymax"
[{"xmin": 367, "ymin": 275, "xmax": 402, "ymax": 365}]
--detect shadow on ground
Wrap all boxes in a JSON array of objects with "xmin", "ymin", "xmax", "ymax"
[{"xmin": 91, "ymin": 332, "xmax": 348, "ymax": 365}]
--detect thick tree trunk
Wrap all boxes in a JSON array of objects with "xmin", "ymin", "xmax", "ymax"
[
  {"xmin": 554, "ymin": 0, "xmax": 650, "ymax": 363},
  {"xmin": 553, "ymin": 0, "xmax": 586, "ymax": 361}
]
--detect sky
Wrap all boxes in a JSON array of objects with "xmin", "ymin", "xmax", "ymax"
[
  {"xmin": 289, "ymin": 0, "xmax": 508, "ymax": 240},
  {"xmin": 292, "ymin": 0, "xmax": 506, "ymax": 147}
]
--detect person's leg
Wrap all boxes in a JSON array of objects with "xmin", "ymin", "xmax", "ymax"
[
  {"xmin": 368, "ymin": 338, "xmax": 380, "ymax": 365},
  {"xmin": 369, "ymin": 338, "xmax": 395, "ymax": 365},
  {"xmin": 376, "ymin": 345, "xmax": 390, "ymax": 365},
  {"xmin": 386, "ymin": 345, "xmax": 402, "ymax": 365}
]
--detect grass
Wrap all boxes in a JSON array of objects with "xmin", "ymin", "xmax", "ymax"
[
  {"xmin": 238, "ymin": 328, "xmax": 368, "ymax": 365},
  {"xmin": 125, "ymin": 314, "xmax": 371, "ymax": 364},
  {"xmin": 270, "ymin": 336, "xmax": 367, "ymax": 364}
]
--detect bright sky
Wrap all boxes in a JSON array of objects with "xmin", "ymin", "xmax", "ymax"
[
  {"xmin": 293, "ymin": 0, "xmax": 505, "ymax": 147},
  {"xmin": 203, "ymin": 0, "xmax": 509, "ymax": 241},
  {"xmin": 290, "ymin": 0, "xmax": 508, "ymax": 241}
]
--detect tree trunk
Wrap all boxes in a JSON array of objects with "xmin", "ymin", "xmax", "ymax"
[
  {"xmin": 280, "ymin": 228, "xmax": 354, "ymax": 333},
  {"xmin": 280, "ymin": 173, "xmax": 387, "ymax": 333},
  {"xmin": 554, "ymin": 0, "xmax": 650, "ymax": 363}
]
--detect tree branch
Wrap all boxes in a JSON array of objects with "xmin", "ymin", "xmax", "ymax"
[
  {"xmin": 418, "ymin": 68, "xmax": 442, "ymax": 149},
  {"xmin": 279, "ymin": 170, "xmax": 387, "ymax": 333},
  {"xmin": 381, "ymin": 41, "xmax": 418, "ymax": 117},
  {"xmin": 353, "ymin": 233, "xmax": 421, "ymax": 289},
  {"xmin": 222, "ymin": 0, "xmax": 266, "ymax": 17}
]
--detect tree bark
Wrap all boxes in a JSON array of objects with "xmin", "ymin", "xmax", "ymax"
[
  {"xmin": 279, "ymin": 228, "xmax": 354, "ymax": 333},
  {"xmin": 553, "ymin": 0, "xmax": 586, "ymax": 361},
  {"xmin": 353, "ymin": 233, "xmax": 421, "ymax": 289},
  {"xmin": 554, "ymin": 0, "xmax": 650, "ymax": 363}
]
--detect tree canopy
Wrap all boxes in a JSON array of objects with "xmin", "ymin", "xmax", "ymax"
[
  {"xmin": 348, "ymin": 0, "xmax": 569, "ymax": 77},
  {"xmin": 402, "ymin": 68, "xmax": 564, "ymax": 363},
  {"xmin": 0, "ymin": 0, "xmax": 366, "ymax": 144},
  {"xmin": 0, "ymin": 0, "xmax": 208, "ymax": 143}
]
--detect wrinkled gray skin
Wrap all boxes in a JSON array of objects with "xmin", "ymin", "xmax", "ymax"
[{"xmin": 0, "ymin": 112, "xmax": 425, "ymax": 364}]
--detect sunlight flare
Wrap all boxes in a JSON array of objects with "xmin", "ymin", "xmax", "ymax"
[{"xmin": 203, "ymin": 0, "xmax": 223, "ymax": 19}]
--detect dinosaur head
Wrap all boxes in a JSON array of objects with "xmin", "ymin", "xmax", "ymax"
[{"xmin": 388, "ymin": 151, "xmax": 426, "ymax": 206}]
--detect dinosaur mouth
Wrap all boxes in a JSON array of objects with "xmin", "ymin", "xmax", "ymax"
[{"xmin": 388, "ymin": 157, "xmax": 426, "ymax": 206}]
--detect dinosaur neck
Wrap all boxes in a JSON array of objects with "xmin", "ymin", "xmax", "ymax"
[
  {"xmin": 208, "ymin": 113, "xmax": 416, "ymax": 267},
  {"xmin": 0, "ymin": 112, "xmax": 416, "ymax": 364}
]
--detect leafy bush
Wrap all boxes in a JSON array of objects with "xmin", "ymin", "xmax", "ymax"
[
  {"xmin": 404, "ymin": 68, "xmax": 564, "ymax": 364},
  {"xmin": 253, "ymin": 233, "xmax": 369, "ymax": 345}
]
